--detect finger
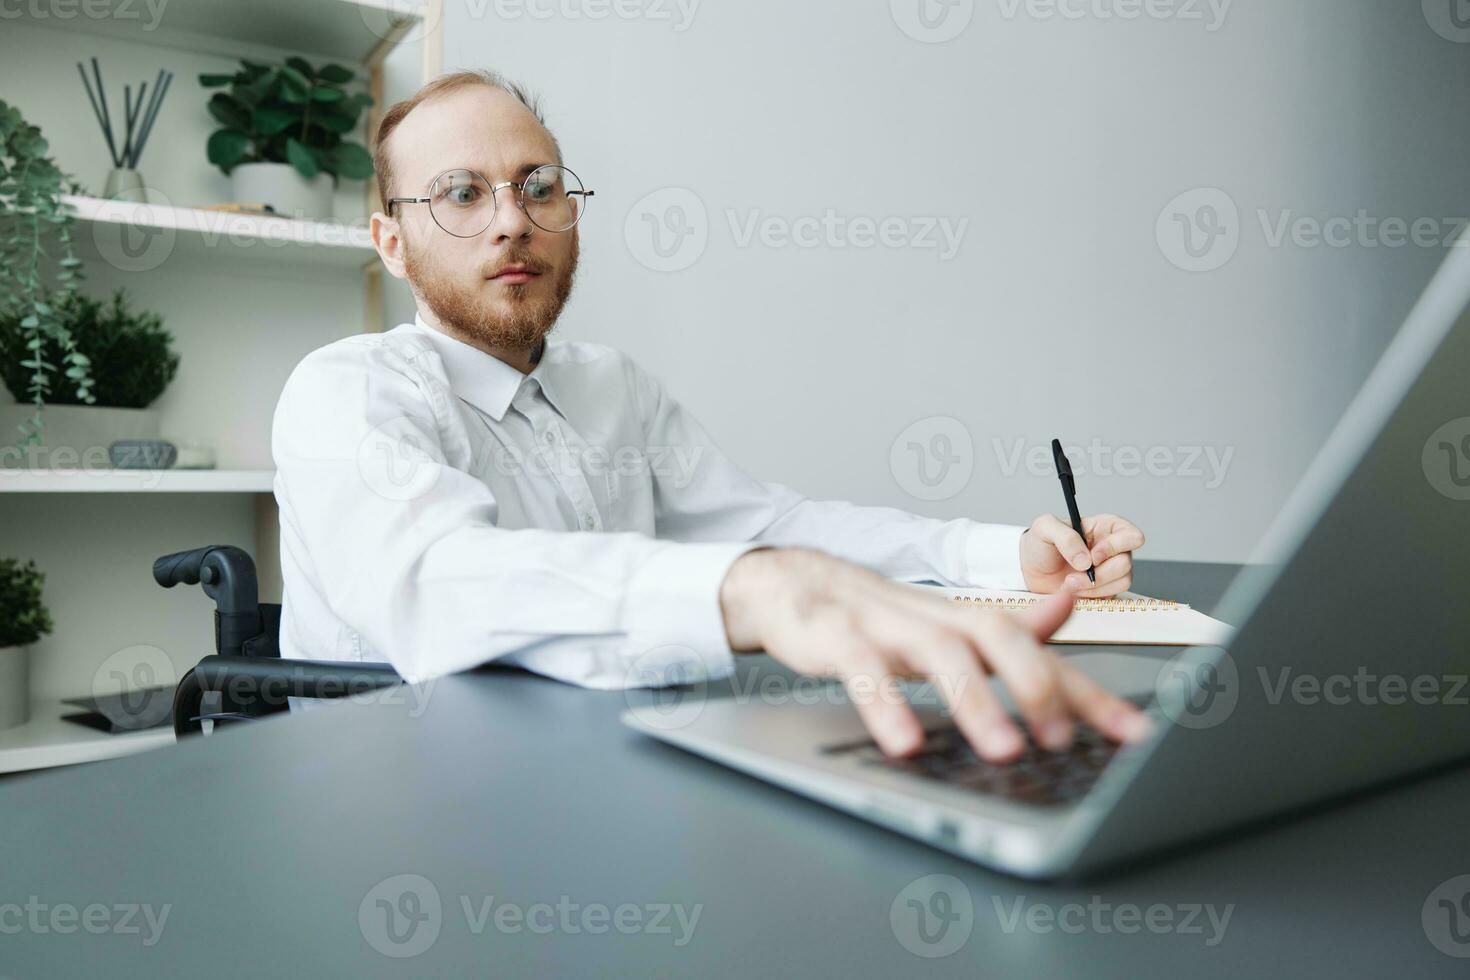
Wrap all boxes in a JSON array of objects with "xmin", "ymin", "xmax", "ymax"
[
  {"xmin": 1015, "ymin": 588, "xmax": 1076, "ymax": 642},
  {"xmin": 856, "ymin": 599, "xmax": 1027, "ymax": 763},
  {"xmin": 1066, "ymin": 555, "xmax": 1132, "ymax": 596},
  {"xmin": 1057, "ymin": 664, "xmax": 1154, "ymax": 745},
  {"xmin": 1033, "ymin": 513, "xmax": 1094, "ymax": 572},
  {"xmin": 876, "ymin": 582, "xmax": 1074, "ymax": 648},
  {"xmin": 909, "ymin": 636, "xmax": 1029, "ymax": 764},
  {"xmin": 861, "ymin": 584, "xmax": 1076, "ymax": 751},
  {"xmin": 1081, "ymin": 513, "xmax": 1122, "ymax": 537},
  {"xmin": 1064, "ymin": 552, "xmax": 1128, "ymax": 590},
  {"xmin": 1076, "ymin": 555, "xmax": 1128, "ymax": 593},
  {"xmin": 965, "ymin": 612, "xmax": 1074, "ymax": 751},
  {"xmin": 839, "ymin": 646, "xmax": 925, "ymax": 758},
  {"xmin": 1089, "ymin": 523, "xmax": 1145, "ymax": 565}
]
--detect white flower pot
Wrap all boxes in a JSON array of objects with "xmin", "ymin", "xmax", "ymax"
[
  {"xmin": 0, "ymin": 646, "xmax": 28, "ymax": 732},
  {"xmin": 0, "ymin": 404, "xmax": 161, "ymax": 470},
  {"xmin": 230, "ymin": 162, "xmax": 333, "ymax": 221}
]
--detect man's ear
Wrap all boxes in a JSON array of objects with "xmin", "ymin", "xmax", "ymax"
[{"xmin": 371, "ymin": 211, "xmax": 408, "ymax": 280}]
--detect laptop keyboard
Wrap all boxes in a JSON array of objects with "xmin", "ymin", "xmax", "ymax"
[{"xmin": 825, "ymin": 720, "xmax": 1126, "ymax": 808}]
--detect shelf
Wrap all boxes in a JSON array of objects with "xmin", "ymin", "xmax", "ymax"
[
  {"xmin": 0, "ymin": 699, "xmax": 174, "ymax": 775},
  {"xmin": 12, "ymin": 0, "xmax": 424, "ymax": 65},
  {"xmin": 63, "ymin": 195, "xmax": 378, "ymax": 272},
  {"xmin": 0, "ymin": 469, "xmax": 275, "ymax": 493}
]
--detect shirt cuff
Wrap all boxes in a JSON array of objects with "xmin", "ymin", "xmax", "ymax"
[
  {"xmin": 964, "ymin": 523, "xmax": 1029, "ymax": 591},
  {"xmin": 620, "ymin": 540, "xmax": 764, "ymax": 687}
]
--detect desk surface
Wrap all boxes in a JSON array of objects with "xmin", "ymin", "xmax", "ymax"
[{"xmin": 2, "ymin": 561, "xmax": 1467, "ymax": 978}]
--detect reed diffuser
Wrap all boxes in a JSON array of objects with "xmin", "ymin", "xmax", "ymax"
[{"xmin": 77, "ymin": 57, "xmax": 173, "ymax": 200}]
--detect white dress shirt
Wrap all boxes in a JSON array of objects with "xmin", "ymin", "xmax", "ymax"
[{"xmin": 271, "ymin": 315, "xmax": 1028, "ymax": 690}]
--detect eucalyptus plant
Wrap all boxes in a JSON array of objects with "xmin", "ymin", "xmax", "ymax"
[
  {"xmin": 202, "ymin": 58, "xmax": 375, "ymax": 183},
  {"xmin": 0, "ymin": 99, "xmax": 96, "ymax": 444}
]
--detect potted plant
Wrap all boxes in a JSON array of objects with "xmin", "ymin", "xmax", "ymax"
[
  {"xmin": 201, "ymin": 57, "xmax": 375, "ymax": 220},
  {"xmin": 0, "ymin": 558, "xmax": 52, "ymax": 731},
  {"xmin": 0, "ymin": 289, "xmax": 179, "ymax": 467},
  {"xmin": 0, "ymin": 99, "xmax": 97, "ymax": 444}
]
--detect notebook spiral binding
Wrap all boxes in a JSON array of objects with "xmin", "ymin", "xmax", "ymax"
[{"xmin": 949, "ymin": 595, "xmax": 1185, "ymax": 612}]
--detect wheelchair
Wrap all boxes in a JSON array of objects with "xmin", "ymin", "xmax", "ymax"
[{"xmin": 154, "ymin": 545, "xmax": 401, "ymax": 737}]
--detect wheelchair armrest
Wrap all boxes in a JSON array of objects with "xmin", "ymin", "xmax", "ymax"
[{"xmin": 173, "ymin": 656, "xmax": 403, "ymax": 737}]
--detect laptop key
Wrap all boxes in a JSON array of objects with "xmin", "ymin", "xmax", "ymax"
[{"xmin": 832, "ymin": 722, "xmax": 1125, "ymax": 807}]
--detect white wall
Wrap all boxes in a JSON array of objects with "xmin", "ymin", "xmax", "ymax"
[{"xmin": 430, "ymin": 0, "xmax": 1470, "ymax": 563}]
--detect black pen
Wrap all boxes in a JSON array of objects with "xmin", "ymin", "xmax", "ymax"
[{"xmin": 1051, "ymin": 439, "xmax": 1095, "ymax": 584}]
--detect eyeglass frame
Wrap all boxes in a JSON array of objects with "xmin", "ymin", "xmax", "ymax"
[{"xmin": 386, "ymin": 164, "xmax": 595, "ymax": 237}]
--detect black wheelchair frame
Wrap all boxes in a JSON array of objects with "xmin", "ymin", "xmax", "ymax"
[{"xmin": 153, "ymin": 546, "xmax": 401, "ymax": 737}]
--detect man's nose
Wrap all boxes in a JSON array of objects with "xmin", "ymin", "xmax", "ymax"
[{"xmin": 487, "ymin": 183, "xmax": 534, "ymax": 242}]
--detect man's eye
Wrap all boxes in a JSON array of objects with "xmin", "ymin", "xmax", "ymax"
[
  {"xmin": 446, "ymin": 186, "xmax": 479, "ymax": 205},
  {"xmin": 524, "ymin": 181, "xmax": 554, "ymax": 202}
]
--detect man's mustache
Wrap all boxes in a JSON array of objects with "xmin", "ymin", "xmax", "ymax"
[{"xmin": 482, "ymin": 254, "xmax": 552, "ymax": 278}]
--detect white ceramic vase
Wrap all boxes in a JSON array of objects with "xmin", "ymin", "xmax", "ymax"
[
  {"xmin": 230, "ymin": 162, "xmax": 333, "ymax": 221},
  {"xmin": 0, "ymin": 404, "xmax": 161, "ymax": 470},
  {"xmin": 0, "ymin": 645, "xmax": 28, "ymax": 732}
]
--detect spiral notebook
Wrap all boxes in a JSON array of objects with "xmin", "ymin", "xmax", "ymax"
[{"xmin": 914, "ymin": 586, "xmax": 1234, "ymax": 647}]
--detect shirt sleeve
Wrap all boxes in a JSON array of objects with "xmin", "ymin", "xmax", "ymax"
[
  {"xmin": 272, "ymin": 339, "xmax": 758, "ymax": 689},
  {"xmin": 633, "ymin": 361, "xmax": 1029, "ymax": 591}
]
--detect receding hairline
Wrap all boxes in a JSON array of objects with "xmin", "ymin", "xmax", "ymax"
[{"xmin": 374, "ymin": 69, "xmax": 563, "ymax": 208}]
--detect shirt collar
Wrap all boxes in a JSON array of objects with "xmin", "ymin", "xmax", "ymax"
[{"xmin": 408, "ymin": 314, "xmax": 563, "ymax": 422}]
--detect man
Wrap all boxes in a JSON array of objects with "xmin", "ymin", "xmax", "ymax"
[{"xmin": 273, "ymin": 70, "xmax": 1152, "ymax": 763}]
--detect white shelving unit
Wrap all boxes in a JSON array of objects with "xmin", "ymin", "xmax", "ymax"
[
  {"xmin": 0, "ymin": 701, "xmax": 175, "ymax": 775},
  {"xmin": 25, "ymin": 0, "xmax": 430, "ymax": 65},
  {"xmin": 0, "ymin": 469, "xmax": 276, "ymax": 493},
  {"xmin": 64, "ymin": 195, "xmax": 379, "ymax": 271},
  {"xmin": 0, "ymin": 0, "xmax": 442, "ymax": 774}
]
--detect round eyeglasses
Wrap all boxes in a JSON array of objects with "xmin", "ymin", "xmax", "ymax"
[{"xmin": 387, "ymin": 165, "xmax": 594, "ymax": 236}]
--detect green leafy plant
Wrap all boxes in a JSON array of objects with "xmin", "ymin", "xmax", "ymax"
[
  {"xmin": 0, "ymin": 288, "xmax": 178, "ymax": 409},
  {"xmin": 0, "ymin": 558, "xmax": 52, "ymax": 649},
  {"xmin": 0, "ymin": 99, "xmax": 97, "ymax": 443},
  {"xmin": 201, "ymin": 58, "xmax": 375, "ymax": 183}
]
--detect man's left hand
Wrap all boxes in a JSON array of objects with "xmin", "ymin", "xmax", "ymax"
[{"xmin": 1020, "ymin": 514, "xmax": 1145, "ymax": 598}]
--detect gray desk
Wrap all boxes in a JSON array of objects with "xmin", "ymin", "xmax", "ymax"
[{"xmin": 2, "ymin": 561, "xmax": 1467, "ymax": 978}]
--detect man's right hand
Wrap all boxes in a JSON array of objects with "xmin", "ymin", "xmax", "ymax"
[{"xmin": 718, "ymin": 548, "xmax": 1153, "ymax": 762}]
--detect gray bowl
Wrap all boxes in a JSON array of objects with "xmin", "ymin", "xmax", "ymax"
[{"xmin": 109, "ymin": 440, "xmax": 177, "ymax": 470}]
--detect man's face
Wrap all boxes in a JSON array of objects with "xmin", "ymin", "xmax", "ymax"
[{"xmin": 380, "ymin": 85, "xmax": 580, "ymax": 353}]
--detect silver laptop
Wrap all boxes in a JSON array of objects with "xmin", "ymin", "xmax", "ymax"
[{"xmin": 623, "ymin": 237, "xmax": 1470, "ymax": 880}]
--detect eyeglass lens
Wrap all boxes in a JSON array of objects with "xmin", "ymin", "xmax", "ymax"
[{"xmin": 428, "ymin": 166, "xmax": 585, "ymax": 236}]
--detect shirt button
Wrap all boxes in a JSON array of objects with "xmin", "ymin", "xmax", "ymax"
[
  {"xmin": 544, "ymin": 430, "xmax": 557, "ymax": 445},
  {"xmin": 582, "ymin": 514, "xmax": 596, "ymax": 530}
]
